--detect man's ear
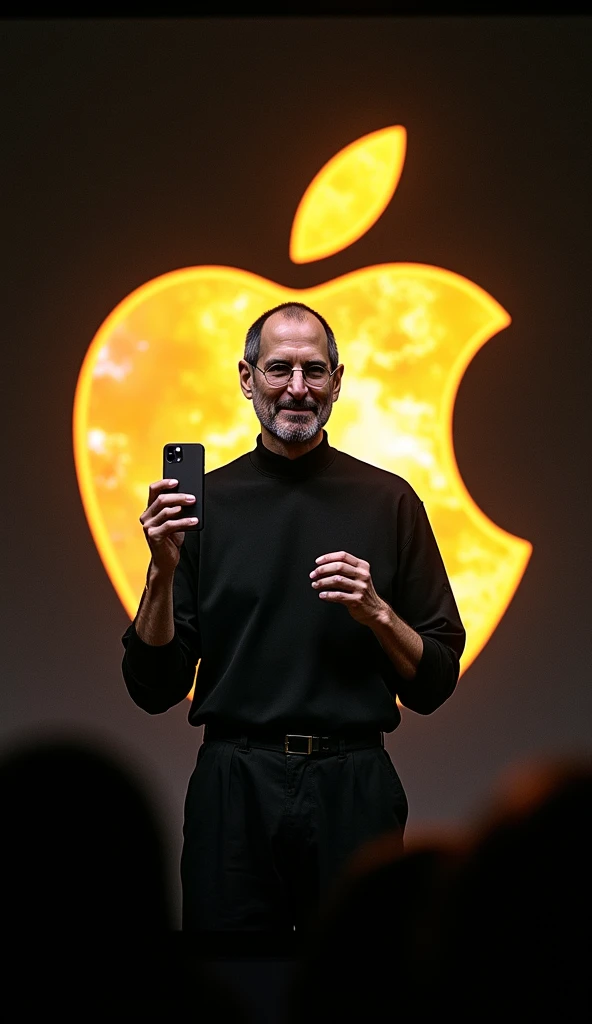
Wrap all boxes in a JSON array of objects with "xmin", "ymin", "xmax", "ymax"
[
  {"xmin": 331, "ymin": 364, "xmax": 344, "ymax": 403},
  {"xmin": 238, "ymin": 359, "xmax": 254, "ymax": 400}
]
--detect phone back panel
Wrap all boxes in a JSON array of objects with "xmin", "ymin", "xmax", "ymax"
[{"xmin": 162, "ymin": 443, "xmax": 204, "ymax": 531}]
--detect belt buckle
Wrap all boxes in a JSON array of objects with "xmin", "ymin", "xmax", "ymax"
[{"xmin": 284, "ymin": 734, "xmax": 313, "ymax": 755}]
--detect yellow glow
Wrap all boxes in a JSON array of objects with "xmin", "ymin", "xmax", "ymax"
[
  {"xmin": 73, "ymin": 127, "xmax": 531, "ymax": 701},
  {"xmin": 73, "ymin": 264, "xmax": 531, "ymax": 686},
  {"xmin": 290, "ymin": 126, "xmax": 407, "ymax": 264}
]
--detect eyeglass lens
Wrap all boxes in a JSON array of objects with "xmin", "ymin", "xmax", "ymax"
[{"xmin": 265, "ymin": 364, "xmax": 330, "ymax": 387}]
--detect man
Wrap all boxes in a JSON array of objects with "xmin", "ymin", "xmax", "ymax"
[{"xmin": 121, "ymin": 301, "xmax": 466, "ymax": 937}]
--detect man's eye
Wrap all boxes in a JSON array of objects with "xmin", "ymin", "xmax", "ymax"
[{"xmin": 267, "ymin": 364, "xmax": 291, "ymax": 377}]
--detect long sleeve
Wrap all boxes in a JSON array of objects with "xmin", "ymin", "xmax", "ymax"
[
  {"xmin": 121, "ymin": 533, "xmax": 202, "ymax": 715},
  {"xmin": 391, "ymin": 499, "xmax": 466, "ymax": 715},
  {"xmin": 120, "ymin": 439, "xmax": 466, "ymax": 733}
]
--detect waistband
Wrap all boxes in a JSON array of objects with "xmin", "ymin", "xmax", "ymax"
[{"xmin": 202, "ymin": 725, "xmax": 384, "ymax": 755}]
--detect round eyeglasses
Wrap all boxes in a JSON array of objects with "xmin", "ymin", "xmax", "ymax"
[{"xmin": 249, "ymin": 362, "xmax": 338, "ymax": 389}]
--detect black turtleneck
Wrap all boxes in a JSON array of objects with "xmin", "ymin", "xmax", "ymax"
[
  {"xmin": 121, "ymin": 431, "xmax": 465, "ymax": 732},
  {"xmin": 250, "ymin": 432, "xmax": 337, "ymax": 478}
]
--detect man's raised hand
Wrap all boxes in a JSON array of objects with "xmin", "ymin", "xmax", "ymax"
[
  {"xmin": 309, "ymin": 550, "xmax": 386, "ymax": 626},
  {"xmin": 140, "ymin": 479, "xmax": 198, "ymax": 576}
]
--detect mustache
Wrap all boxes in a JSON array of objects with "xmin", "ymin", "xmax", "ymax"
[{"xmin": 275, "ymin": 399, "xmax": 319, "ymax": 412}]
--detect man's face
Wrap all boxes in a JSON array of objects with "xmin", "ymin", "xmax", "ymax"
[{"xmin": 249, "ymin": 311, "xmax": 342, "ymax": 444}]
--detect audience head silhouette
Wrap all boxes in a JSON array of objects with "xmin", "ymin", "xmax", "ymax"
[
  {"xmin": 0, "ymin": 731, "xmax": 171, "ymax": 935},
  {"xmin": 431, "ymin": 755, "xmax": 592, "ymax": 1020},
  {"xmin": 285, "ymin": 828, "xmax": 465, "ymax": 1023},
  {"xmin": 0, "ymin": 731, "xmax": 256, "ymax": 1020},
  {"xmin": 285, "ymin": 754, "xmax": 592, "ymax": 1024}
]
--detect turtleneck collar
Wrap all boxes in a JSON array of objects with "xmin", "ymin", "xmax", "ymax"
[{"xmin": 249, "ymin": 430, "xmax": 336, "ymax": 479}]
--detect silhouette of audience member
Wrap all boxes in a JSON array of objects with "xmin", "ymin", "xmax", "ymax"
[
  {"xmin": 426, "ymin": 755, "xmax": 592, "ymax": 1022},
  {"xmin": 5, "ymin": 736, "xmax": 586, "ymax": 1022},
  {"xmin": 0, "ymin": 732, "xmax": 254, "ymax": 1021},
  {"xmin": 283, "ymin": 826, "xmax": 466, "ymax": 1024},
  {"xmin": 284, "ymin": 755, "xmax": 592, "ymax": 1024}
]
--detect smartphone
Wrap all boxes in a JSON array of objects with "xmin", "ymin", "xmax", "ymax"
[{"xmin": 162, "ymin": 443, "xmax": 204, "ymax": 531}]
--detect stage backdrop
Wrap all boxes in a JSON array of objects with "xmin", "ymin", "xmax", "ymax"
[{"xmin": 2, "ymin": 16, "xmax": 591, "ymax": 926}]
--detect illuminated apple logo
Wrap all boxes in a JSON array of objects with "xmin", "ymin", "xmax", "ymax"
[{"xmin": 73, "ymin": 126, "xmax": 532, "ymax": 686}]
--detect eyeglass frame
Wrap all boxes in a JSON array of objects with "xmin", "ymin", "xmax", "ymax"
[{"xmin": 248, "ymin": 361, "xmax": 340, "ymax": 389}]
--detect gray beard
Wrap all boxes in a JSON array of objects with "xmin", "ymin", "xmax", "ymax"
[{"xmin": 252, "ymin": 388, "xmax": 333, "ymax": 444}]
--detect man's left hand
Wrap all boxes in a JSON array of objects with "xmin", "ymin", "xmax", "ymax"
[{"xmin": 310, "ymin": 551, "xmax": 386, "ymax": 626}]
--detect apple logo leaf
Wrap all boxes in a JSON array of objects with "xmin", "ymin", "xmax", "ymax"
[{"xmin": 289, "ymin": 126, "xmax": 407, "ymax": 264}]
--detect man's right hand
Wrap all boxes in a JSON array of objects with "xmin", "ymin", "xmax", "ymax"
[{"xmin": 140, "ymin": 479, "xmax": 198, "ymax": 577}]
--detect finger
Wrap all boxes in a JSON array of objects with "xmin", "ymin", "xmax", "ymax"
[
  {"xmin": 310, "ymin": 561, "xmax": 366, "ymax": 581},
  {"xmin": 164, "ymin": 515, "xmax": 199, "ymax": 531},
  {"xmin": 141, "ymin": 492, "xmax": 196, "ymax": 524},
  {"xmin": 144, "ymin": 503, "xmax": 192, "ymax": 528},
  {"xmin": 314, "ymin": 551, "xmax": 361, "ymax": 568},
  {"xmin": 155, "ymin": 491, "xmax": 196, "ymax": 509},
  {"xmin": 317, "ymin": 589, "xmax": 361, "ymax": 603},
  {"xmin": 312, "ymin": 574, "xmax": 362, "ymax": 592},
  {"xmin": 147, "ymin": 478, "xmax": 180, "ymax": 503},
  {"xmin": 145, "ymin": 480, "xmax": 195, "ymax": 513},
  {"xmin": 146, "ymin": 516, "xmax": 198, "ymax": 542}
]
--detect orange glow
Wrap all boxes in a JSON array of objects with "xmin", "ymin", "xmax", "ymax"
[
  {"xmin": 290, "ymin": 126, "xmax": 407, "ymax": 263},
  {"xmin": 73, "ymin": 127, "xmax": 531, "ymax": 699}
]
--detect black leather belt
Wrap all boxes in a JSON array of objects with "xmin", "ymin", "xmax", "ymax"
[{"xmin": 203, "ymin": 725, "xmax": 383, "ymax": 755}]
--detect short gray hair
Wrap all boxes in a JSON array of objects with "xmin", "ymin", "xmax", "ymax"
[{"xmin": 244, "ymin": 302, "xmax": 339, "ymax": 370}]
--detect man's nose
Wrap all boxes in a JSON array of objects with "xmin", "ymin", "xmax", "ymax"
[{"xmin": 287, "ymin": 369, "xmax": 309, "ymax": 398}]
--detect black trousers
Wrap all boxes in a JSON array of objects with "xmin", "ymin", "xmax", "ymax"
[{"xmin": 180, "ymin": 729, "xmax": 408, "ymax": 933}]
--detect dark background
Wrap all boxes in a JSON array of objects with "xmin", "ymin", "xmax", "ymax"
[{"xmin": 2, "ymin": 16, "xmax": 591, "ymax": 926}]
